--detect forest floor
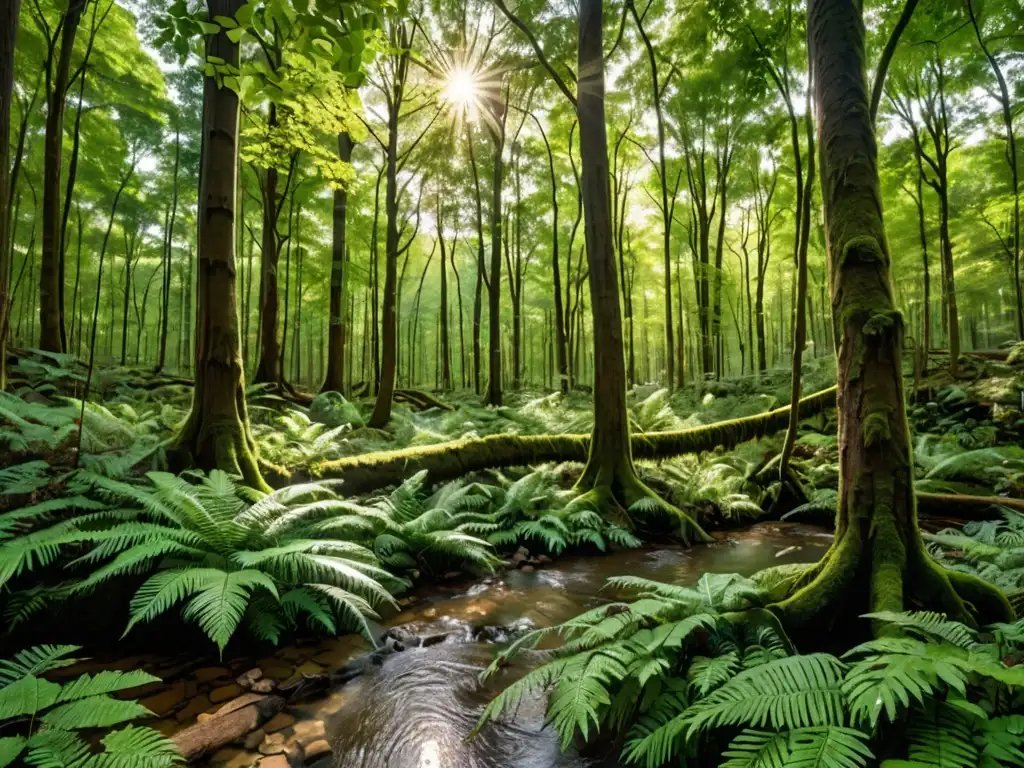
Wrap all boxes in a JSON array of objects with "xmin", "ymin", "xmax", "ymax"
[{"xmin": 3, "ymin": 346, "xmax": 1024, "ymax": 766}]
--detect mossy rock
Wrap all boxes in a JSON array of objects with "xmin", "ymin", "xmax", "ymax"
[{"xmin": 310, "ymin": 391, "xmax": 363, "ymax": 428}]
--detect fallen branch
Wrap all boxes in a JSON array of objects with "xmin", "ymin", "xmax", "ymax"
[
  {"xmin": 917, "ymin": 491, "xmax": 1024, "ymax": 520},
  {"xmin": 171, "ymin": 694, "xmax": 285, "ymax": 761},
  {"xmin": 394, "ymin": 388, "xmax": 454, "ymax": 411},
  {"xmin": 315, "ymin": 386, "xmax": 838, "ymax": 494}
]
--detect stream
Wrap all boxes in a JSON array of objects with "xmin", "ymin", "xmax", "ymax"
[{"xmin": 301, "ymin": 522, "xmax": 832, "ymax": 768}]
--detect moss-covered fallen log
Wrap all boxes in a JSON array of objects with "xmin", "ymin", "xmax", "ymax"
[
  {"xmin": 917, "ymin": 491, "xmax": 1024, "ymax": 520},
  {"xmin": 315, "ymin": 386, "xmax": 838, "ymax": 494}
]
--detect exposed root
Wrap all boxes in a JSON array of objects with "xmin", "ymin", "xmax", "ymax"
[
  {"xmin": 768, "ymin": 529, "xmax": 1013, "ymax": 644},
  {"xmin": 393, "ymin": 388, "xmax": 454, "ymax": 412}
]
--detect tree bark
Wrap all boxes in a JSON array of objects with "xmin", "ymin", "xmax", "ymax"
[
  {"xmin": 173, "ymin": 0, "xmax": 265, "ymax": 490},
  {"xmin": 772, "ymin": 0, "xmax": 1009, "ymax": 640},
  {"xmin": 368, "ymin": 23, "xmax": 410, "ymax": 428},
  {"xmin": 0, "ymin": 0, "xmax": 19, "ymax": 389},
  {"xmin": 485, "ymin": 95, "xmax": 506, "ymax": 406},
  {"xmin": 322, "ymin": 134, "xmax": 354, "ymax": 392},
  {"xmin": 39, "ymin": 0, "xmax": 88, "ymax": 353}
]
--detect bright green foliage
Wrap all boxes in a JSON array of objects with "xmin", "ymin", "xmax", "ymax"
[
  {"xmin": 0, "ymin": 470, "xmax": 397, "ymax": 652},
  {"xmin": 0, "ymin": 645, "xmax": 180, "ymax": 768},
  {"xmin": 487, "ymin": 467, "xmax": 643, "ymax": 553},
  {"xmin": 477, "ymin": 580, "xmax": 1024, "ymax": 768},
  {"xmin": 926, "ymin": 509, "xmax": 1024, "ymax": 591}
]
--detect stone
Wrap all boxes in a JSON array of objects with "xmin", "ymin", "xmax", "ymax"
[
  {"xmin": 210, "ymin": 748, "xmax": 258, "ymax": 768},
  {"xmin": 195, "ymin": 667, "xmax": 232, "ymax": 683},
  {"xmin": 252, "ymin": 679, "xmax": 277, "ymax": 694},
  {"xmin": 291, "ymin": 720, "xmax": 325, "ymax": 741},
  {"xmin": 150, "ymin": 719, "xmax": 179, "ymax": 736},
  {"xmin": 197, "ymin": 713, "xmax": 215, "ymax": 724},
  {"xmin": 236, "ymin": 668, "xmax": 264, "ymax": 689},
  {"xmin": 258, "ymin": 756, "xmax": 289, "ymax": 768},
  {"xmin": 243, "ymin": 729, "xmax": 265, "ymax": 750},
  {"xmin": 274, "ymin": 647, "xmax": 306, "ymax": 662},
  {"xmin": 309, "ymin": 391, "xmax": 363, "ymax": 428},
  {"xmin": 264, "ymin": 713, "xmax": 297, "ymax": 733},
  {"xmin": 211, "ymin": 684, "xmax": 243, "ymax": 703},
  {"xmin": 303, "ymin": 741, "xmax": 331, "ymax": 759},
  {"xmin": 512, "ymin": 552, "xmax": 527, "ymax": 564},
  {"xmin": 535, "ymin": 554, "xmax": 552, "ymax": 564},
  {"xmin": 520, "ymin": 565, "xmax": 535, "ymax": 573},
  {"xmin": 261, "ymin": 664, "xmax": 294, "ymax": 681},
  {"xmin": 140, "ymin": 681, "xmax": 187, "ymax": 717},
  {"xmin": 294, "ymin": 662, "xmax": 323, "ymax": 677},
  {"xmin": 259, "ymin": 733, "xmax": 286, "ymax": 755},
  {"xmin": 176, "ymin": 694, "xmax": 213, "ymax": 722}
]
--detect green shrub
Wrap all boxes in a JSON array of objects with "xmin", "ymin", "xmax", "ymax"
[{"xmin": 0, "ymin": 645, "xmax": 180, "ymax": 768}]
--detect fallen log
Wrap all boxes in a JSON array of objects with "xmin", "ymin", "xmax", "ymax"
[
  {"xmin": 315, "ymin": 386, "xmax": 838, "ymax": 494},
  {"xmin": 917, "ymin": 491, "xmax": 1024, "ymax": 520},
  {"xmin": 393, "ymin": 388, "xmax": 454, "ymax": 411},
  {"xmin": 170, "ymin": 694, "xmax": 285, "ymax": 761}
]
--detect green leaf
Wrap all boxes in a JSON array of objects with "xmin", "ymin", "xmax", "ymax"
[
  {"xmin": 0, "ymin": 736, "xmax": 26, "ymax": 768},
  {"xmin": 0, "ymin": 675, "xmax": 61, "ymax": 719},
  {"xmin": 41, "ymin": 697, "xmax": 153, "ymax": 729}
]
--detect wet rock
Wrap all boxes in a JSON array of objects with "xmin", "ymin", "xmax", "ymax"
[
  {"xmin": 535, "ymin": 554, "xmax": 552, "ymax": 564},
  {"xmin": 291, "ymin": 720, "xmax": 325, "ymax": 742},
  {"xmin": 196, "ymin": 667, "xmax": 232, "ymax": 683},
  {"xmin": 151, "ymin": 719, "xmax": 179, "ymax": 736},
  {"xmin": 303, "ymin": 741, "xmax": 331, "ymax": 760},
  {"xmin": 520, "ymin": 565, "xmax": 535, "ymax": 573},
  {"xmin": 197, "ymin": 713, "xmax": 215, "ymax": 724},
  {"xmin": 252, "ymin": 679, "xmax": 277, "ymax": 694},
  {"xmin": 236, "ymin": 668, "xmax": 264, "ymax": 689},
  {"xmin": 176, "ymin": 694, "xmax": 213, "ymax": 722},
  {"xmin": 140, "ymin": 681, "xmax": 187, "ymax": 717},
  {"xmin": 243, "ymin": 729, "xmax": 265, "ymax": 750},
  {"xmin": 210, "ymin": 747, "xmax": 258, "ymax": 768},
  {"xmin": 294, "ymin": 662, "xmax": 323, "ymax": 677},
  {"xmin": 512, "ymin": 552, "xmax": 527, "ymax": 564},
  {"xmin": 257, "ymin": 756, "xmax": 289, "ymax": 768},
  {"xmin": 211, "ymin": 684, "xmax": 243, "ymax": 703},
  {"xmin": 259, "ymin": 734, "xmax": 286, "ymax": 755},
  {"xmin": 442, "ymin": 571, "xmax": 461, "ymax": 580},
  {"xmin": 264, "ymin": 713, "xmax": 296, "ymax": 733}
]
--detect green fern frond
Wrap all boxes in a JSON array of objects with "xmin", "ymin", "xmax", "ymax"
[
  {"xmin": 92, "ymin": 725, "xmax": 182, "ymax": 768},
  {"xmin": 864, "ymin": 611, "xmax": 977, "ymax": 649},
  {"xmin": 905, "ymin": 699, "xmax": 979, "ymax": 768},
  {"xmin": 0, "ymin": 645, "xmax": 79, "ymax": 686}
]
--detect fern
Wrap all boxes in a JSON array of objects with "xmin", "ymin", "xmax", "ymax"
[{"xmin": 0, "ymin": 645, "xmax": 180, "ymax": 768}]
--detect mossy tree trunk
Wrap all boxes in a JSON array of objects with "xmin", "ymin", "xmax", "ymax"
[
  {"xmin": 569, "ymin": 0, "xmax": 705, "ymax": 539},
  {"xmin": 174, "ymin": 0, "xmax": 266, "ymax": 492},
  {"xmin": 322, "ymin": 132, "xmax": 354, "ymax": 393},
  {"xmin": 771, "ymin": 0, "xmax": 1010, "ymax": 640},
  {"xmin": 0, "ymin": 0, "xmax": 18, "ymax": 390}
]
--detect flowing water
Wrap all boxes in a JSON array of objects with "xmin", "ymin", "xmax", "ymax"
[{"xmin": 313, "ymin": 522, "xmax": 832, "ymax": 768}]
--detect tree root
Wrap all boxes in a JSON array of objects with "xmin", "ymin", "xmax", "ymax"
[
  {"xmin": 315, "ymin": 386, "xmax": 838, "ymax": 495},
  {"xmin": 768, "ymin": 527, "xmax": 1013, "ymax": 646}
]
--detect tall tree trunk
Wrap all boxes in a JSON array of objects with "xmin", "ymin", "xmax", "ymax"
[
  {"xmin": 254, "ymin": 107, "xmax": 281, "ymax": 384},
  {"xmin": 485, "ymin": 108, "xmax": 505, "ymax": 406},
  {"xmin": 120, "ymin": 231, "xmax": 135, "ymax": 365},
  {"xmin": 0, "ymin": 0, "xmax": 19, "ymax": 389},
  {"xmin": 368, "ymin": 28, "xmax": 409, "ymax": 428},
  {"xmin": 571, "ymin": 0, "xmax": 705, "ymax": 540},
  {"xmin": 173, "ymin": 0, "xmax": 264, "ymax": 490},
  {"xmin": 468, "ymin": 129, "xmax": 485, "ymax": 395},
  {"xmin": 772, "ymin": 0, "xmax": 1008, "ymax": 639},
  {"xmin": 157, "ymin": 130, "xmax": 181, "ymax": 372},
  {"xmin": 322, "ymin": 133, "xmax": 354, "ymax": 392},
  {"xmin": 39, "ymin": 0, "xmax": 88, "ymax": 352}
]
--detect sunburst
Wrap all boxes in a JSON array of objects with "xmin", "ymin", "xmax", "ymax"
[{"xmin": 435, "ymin": 49, "xmax": 505, "ymax": 138}]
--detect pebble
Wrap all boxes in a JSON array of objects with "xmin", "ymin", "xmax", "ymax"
[
  {"xmin": 264, "ymin": 713, "xmax": 297, "ymax": 733},
  {"xmin": 520, "ymin": 565, "xmax": 535, "ymax": 573}
]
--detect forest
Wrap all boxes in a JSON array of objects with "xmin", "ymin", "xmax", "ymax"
[{"xmin": 1, "ymin": 0, "xmax": 1024, "ymax": 765}]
